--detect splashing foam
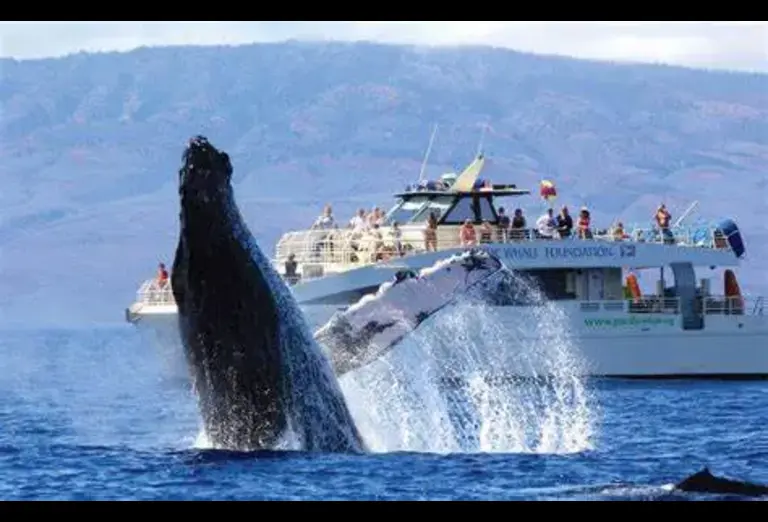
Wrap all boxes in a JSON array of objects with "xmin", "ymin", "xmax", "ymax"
[
  {"xmin": 338, "ymin": 269, "xmax": 599, "ymax": 455},
  {"xmin": 192, "ymin": 266, "xmax": 599, "ymax": 455}
]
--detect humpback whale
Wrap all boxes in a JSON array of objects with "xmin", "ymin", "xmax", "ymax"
[
  {"xmin": 675, "ymin": 468, "xmax": 768, "ymax": 497},
  {"xmin": 171, "ymin": 135, "xmax": 365, "ymax": 453},
  {"xmin": 315, "ymin": 249, "xmax": 529, "ymax": 377}
]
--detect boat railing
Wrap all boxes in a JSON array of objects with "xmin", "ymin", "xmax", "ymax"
[
  {"xmin": 134, "ymin": 279, "xmax": 175, "ymax": 307},
  {"xmin": 755, "ymin": 296, "xmax": 765, "ymax": 316},
  {"xmin": 272, "ymin": 222, "xmax": 733, "ymax": 280},
  {"xmin": 574, "ymin": 295, "xmax": 764, "ymax": 317},
  {"xmin": 702, "ymin": 295, "xmax": 764, "ymax": 316},
  {"xmin": 616, "ymin": 223, "xmax": 731, "ymax": 250},
  {"xmin": 127, "ymin": 276, "xmax": 765, "ymax": 321},
  {"xmin": 578, "ymin": 297, "xmax": 681, "ymax": 315}
]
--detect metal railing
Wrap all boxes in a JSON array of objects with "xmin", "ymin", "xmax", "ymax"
[
  {"xmin": 577, "ymin": 296, "xmax": 764, "ymax": 317},
  {"xmin": 702, "ymin": 295, "xmax": 763, "ymax": 316},
  {"xmin": 134, "ymin": 279, "xmax": 175, "ymax": 307},
  {"xmin": 272, "ymin": 222, "xmax": 733, "ymax": 280},
  {"xmin": 579, "ymin": 297, "xmax": 682, "ymax": 315}
]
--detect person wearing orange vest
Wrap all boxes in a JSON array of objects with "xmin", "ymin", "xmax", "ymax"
[{"xmin": 156, "ymin": 263, "xmax": 169, "ymax": 287}]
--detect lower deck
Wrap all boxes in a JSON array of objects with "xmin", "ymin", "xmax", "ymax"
[
  {"xmin": 129, "ymin": 292, "xmax": 768, "ymax": 379},
  {"xmin": 127, "ymin": 271, "xmax": 764, "ymax": 333}
]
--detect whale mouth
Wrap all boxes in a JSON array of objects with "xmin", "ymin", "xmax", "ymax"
[{"xmin": 179, "ymin": 135, "xmax": 233, "ymax": 198}]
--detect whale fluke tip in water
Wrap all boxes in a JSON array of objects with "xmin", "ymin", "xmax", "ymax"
[{"xmin": 675, "ymin": 467, "xmax": 768, "ymax": 497}]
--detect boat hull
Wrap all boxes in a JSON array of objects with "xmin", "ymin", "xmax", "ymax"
[{"xmin": 129, "ymin": 303, "xmax": 768, "ymax": 379}]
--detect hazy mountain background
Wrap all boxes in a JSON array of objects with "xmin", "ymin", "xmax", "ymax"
[{"xmin": 1, "ymin": 41, "xmax": 766, "ymax": 327}]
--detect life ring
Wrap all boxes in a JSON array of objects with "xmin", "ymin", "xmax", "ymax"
[
  {"xmin": 625, "ymin": 273, "xmax": 641, "ymax": 302},
  {"xmin": 724, "ymin": 269, "xmax": 744, "ymax": 314}
]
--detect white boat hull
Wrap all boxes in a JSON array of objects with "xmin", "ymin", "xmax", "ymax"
[{"xmin": 129, "ymin": 301, "xmax": 768, "ymax": 379}]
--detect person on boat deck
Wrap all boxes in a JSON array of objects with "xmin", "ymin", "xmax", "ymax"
[
  {"xmin": 577, "ymin": 207, "xmax": 592, "ymax": 239},
  {"xmin": 311, "ymin": 204, "xmax": 335, "ymax": 230},
  {"xmin": 536, "ymin": 208, "xmax": 557, "ymax": 239},
  {"xmin": 389, "ymin": 221, "xmax": 404, "ymax": 256},
  {"xmin": 460, "ymin": 219, "xmax": 477, "ymax": 246},
  {"xmin": 479, "ymin": 221, "xmax": 493, "ymax": 243},
  {"xmin": 655, "ymin": 203, "xmax": 674, "ymax": 243},
  {"xmin": 348, "ymin": 208, "xmax": 369, "ymax": 243},
  {"xmin": 557, "ymin": 206, "xmax": 573, "ymax": 238},
  {"xmin": 612, "ymin": 221, "xmax": 629, "ymax": 241},
  {"xmin": 367, "ymin": 207, "xmax": 384, "ymax": 227},
  {"xmin": 156, "ymin": 263, "xmax": 169, "ymax": 288},
  {"xmin": 496, "ymin": 207, "xmax": 511, "ymax": 242},
  {"xmin": 367, "ymin": 223, "xmax": 385, "ymax": 262},
  {"xmin": 284, "ymin": 254, "xmax": 299, "ymax": 285},
  {"xmin": 510, "ymin": 209, "xmax": 527, "ymax": 241},
  {"xmin": 349, "ymin": 208, "xmax": 368, "ymax": 231},
  {"xmin": 339, "ymin": 208, "xmax": 369, "ymax": 257},
  {"xmin": 424, "ymin": 212, "xmax": 438, "ymax": 252}
]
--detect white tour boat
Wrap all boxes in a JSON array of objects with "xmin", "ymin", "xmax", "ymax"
[{"xmin": 125, "ymin": 154, "xmax": 767, "ymax": 379}]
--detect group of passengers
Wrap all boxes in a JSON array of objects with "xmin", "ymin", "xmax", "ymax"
[
  {"xmin": 453, "ymin": 203, "xmax": 673, "ymax": 248},
  {"xmin": 308, "ymin": 204, "xmax": 405, "ymax": 263},
  {"xmin": 300, "ymin": 200, "xmax": 675, "ymax": 267},
  {"xmin": 454, "ymin": 205, "xmax": 585, "ymax": 247},
  {"xmin": 310, "ymin": 204, "xmax": 387, "ymax": 231},
  {"xmin": 150, "ymin": 201, "xmax": 675, "ymax": 290}
]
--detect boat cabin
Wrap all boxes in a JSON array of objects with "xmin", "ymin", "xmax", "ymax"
[
  {"xmin": 385, "ymin": 185, "xmax": 530, "ymax": 227},
  {"xmin": 384, "ymin": 153, "xmax": 529, "ymax": 227}
]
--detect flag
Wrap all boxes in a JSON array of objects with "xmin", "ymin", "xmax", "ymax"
[{"xmin": 540, "ymin": 180, "xmax": 557, "ymax": 203}]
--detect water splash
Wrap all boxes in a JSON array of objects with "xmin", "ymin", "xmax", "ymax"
[{"xmin": 338, "ymin": 269, "xmax": 599, "ymax": 455}]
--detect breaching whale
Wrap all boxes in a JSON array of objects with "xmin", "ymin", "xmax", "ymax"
[
  {"xmin": 675, "ymin": 468, "xmax": 768, "ymax": 497},
  {"xmin": 314, "ymin": 249, "xmax": 530, "ymax": 377},
  {"xmin": 171, "ymin": 135, "xmax": 365, "ymax": 453}
]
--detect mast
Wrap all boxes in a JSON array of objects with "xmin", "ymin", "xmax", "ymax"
[
  {"xmin": 476, "ymin": 122, "xmax": 488, "ymax": 158},
  {"xmin": 417, "ymin": 124, "xmax": 439, "ymax": 183}
]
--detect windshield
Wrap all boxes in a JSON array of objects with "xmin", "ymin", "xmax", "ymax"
[
  {"xmin": 385, "ymin": 197, "xmax": 429, "ymax": 224},
  {"xmin": 411, "ymin": 196, "xmax": 455, "ymax": 223}
]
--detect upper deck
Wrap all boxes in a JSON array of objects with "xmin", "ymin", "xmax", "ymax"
[
  {"xmin": 275, "ymin": 182, "xmax": 742, "ymax": 282},
  {"xmin": 275, "ymin": 152, "xmax": 745, "ymax": 280},
  {"xmin": 274, "ymin": 221, "xmax": 739, "ymax": 280}
]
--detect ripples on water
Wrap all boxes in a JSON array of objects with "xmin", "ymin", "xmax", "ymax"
[{"xmin": 0, "ymin": 327, "xmax": 766, "ymax": 500}]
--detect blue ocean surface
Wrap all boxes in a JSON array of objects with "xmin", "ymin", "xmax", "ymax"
[{"xmin": 1, "ymin": 326, "xmax": 767, "ymax": 501}]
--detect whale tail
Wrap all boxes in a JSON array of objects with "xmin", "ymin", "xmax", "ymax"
[{"xmin": 675, "ymin": 467, "xmax": 768, "ymax": 497}]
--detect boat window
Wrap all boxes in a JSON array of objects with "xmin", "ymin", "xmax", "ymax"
[
  {"xmin": 410, "ymin": 196, "xmax": 454, "ymax": 223},
  {"xmin": 385, "ymin": 198, "xmax": 429, "ymax": 224},
  {"xmin": 442, "ymin": 197, "xmax": 476, "ymax": 223},
  {"xmin": 481, "ymin": 270, "xmax": 576, "ymax": 306},
  {"xmin": 530, "ymin": 269, "xmax": 577, "ymax": 300}
]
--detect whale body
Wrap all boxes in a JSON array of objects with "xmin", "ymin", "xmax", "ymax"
[{"xmin": 171, "ymin": 135, "xmax": 365, "ymax": 453}]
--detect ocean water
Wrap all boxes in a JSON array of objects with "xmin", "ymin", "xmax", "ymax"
[{"xmin": 1, "ymin": 326, "xmax": 767, "ymax": 501}]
